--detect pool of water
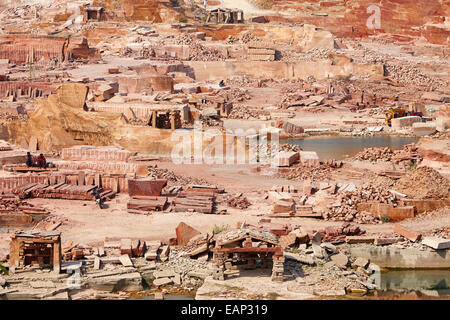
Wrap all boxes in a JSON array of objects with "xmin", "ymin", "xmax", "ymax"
[
  {"xmin": 380, "ymin": 270, "xmax": 450, "ymax": 296},
  {"xmin": 286, "ymin": 136, "xmax": 419, "ymax": 160},
  {"xmin": 319, "ymin": 270, "xmax": 450, "ymax": 300}
]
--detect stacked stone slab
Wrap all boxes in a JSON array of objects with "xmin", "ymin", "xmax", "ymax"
[
  {"xmin": 0, "ymin": 172, "xmax": 129, "ymax": 194},
  {"xmin": 271, "ymin": 252, "xmax": 285, "ymax": 282},
  {"xmin": 52, "ymin": 160, "xmax": 145, "ymax": 175},
  {"xmin": 247, "ymin": 41, "xmax": 276, "ymax": 61},
  {"xmin": 61, "ymin": 146, "xmax": 132, "ymax": 162},
  {"xmin": 127, "ymin": 197, "xmax": 168, "ymax": 214},
  {"xmin": 212, "ymin": 252, "xmax": 225, "ymax": 281},
  {"xmin": 173, "ymin": 191, "xmax": 215, "ymax": 214}
]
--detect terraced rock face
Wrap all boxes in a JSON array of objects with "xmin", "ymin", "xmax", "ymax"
[
  {"xmin": 254, "ymin": 0, "xmax": 450, "ymax": 45},
  {"xmin": 0, "ymin": 34, "xmax": 98, "ymax": 65}
]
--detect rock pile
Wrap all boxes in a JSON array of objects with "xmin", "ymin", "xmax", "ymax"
[
  {"xmin": 425, "ymin": 226, "xmax": 450, "ymax": 239},
  {"xmin": 281, "ymin": 164, "xmax": 335, "ymax": 181},
  {"xmin": 226, "ymin": 194, "xmax": 251, "ymax": 209},
  {"xmin": 201, "ymin": 117, "xmax": 224, "ymax": 128},
  {"xmin": 278, "ymin": 88, "xmax": 311, "ymax": 108},
  {"xmin": 0, "ymin": 195, "xmax": 48, "ymax": 214},
  {"xmin": 62, "ymin": 242, "xmax": 96, "ymax": 261},
  {"xmin": 218, "ymin": 88, "xmax": 251, "ymax": 103},
  {"xmin": 394, "ymin": 166, "xmax": 450, "ymax": 199},
  {"xmin": 178, "ymin": 233, "xmax": 212, "ymax": 258},
  {"xmin": 226, "ymin": 32, "xmax": 259, "ymax": 44},
  {"xmin": 324, "ymin": 185, "xmax": 401, "ymax": 223},
  {"xmin": 353, "ymin": 144, "xmax": 421, "ymax": 164},
  {"xmin": 159, "ymin": 249, "xmax": 215, "ymax": 284},
  {"xmin": 353, "ymin": 147, "xmax": 395, "ymax": 162},
  {"xmin": 429, "ymin": 131, "xmax": 450, "ymax": 140},
  {"xmin": 385, "ymin": 63, "xmax": 447, "ymax": 88},
  {"xmin": 189, "ymin": 43, "xmax": 226, "ymax": 61},
  {"xmin": 32, "ymin": 216, "xmax": 64, "ymax": 231},
  {"xmin": 280, "ymin": 144, "xmax": 302, "ymax": 153},
  {"xmin": 0, "ymin": 113, "xmax": 28, "ymax": 123},
  {"xmin": 350, "ymin": 42, "xmax": 448, "ymax": 88},
  {"xmin": 228, "ymin": 104, "xmax": 267, "ymax": 119},
  {"xmin": 175, "ymin": 34, "xmax": 194, "ymax": 45},
  {"xmin": 249, "ymin": 0, "xmax": 274, "ymax": 9},
  {"xmin": 1, "ymin": 4, "xmax": 42, "ymax": 20},
  {"xmin": 391, "ymin": 144, "xmax": 422, "ymax": 166},
  {"xmin": 317, "ymin": 223, "xmax": 366, "ymax": 242},
  {"xmin": 147, "ymin": 166, "xmax": 208, "ymax": 187}
]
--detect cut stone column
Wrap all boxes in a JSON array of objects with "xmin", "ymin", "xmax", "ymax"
[{"xmin": 271, "ymin": 252, "xmax": 285, "ymax": 282}]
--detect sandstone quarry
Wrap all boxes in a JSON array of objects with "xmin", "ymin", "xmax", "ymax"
[{"xmin": 0, "ymin": 0, "xmax": 448, "ymax": 304}]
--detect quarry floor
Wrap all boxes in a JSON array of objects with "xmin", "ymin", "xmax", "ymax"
[{"xmin": 4, "ymin": 159, "xmax": 447, "ymax": 248}]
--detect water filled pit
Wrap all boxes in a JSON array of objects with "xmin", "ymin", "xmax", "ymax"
[{"xmin": 286, "ymin": 136, "xmax": 419, "ymax": 160}]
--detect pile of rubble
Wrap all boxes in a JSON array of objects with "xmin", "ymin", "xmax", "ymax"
[
  {"xmin": 352, "ymin": 144, "xmax": 422, "ymax": 165},
  {"xmin": 225, "ymin": 32, "xmax": 259, "ymax": 44},
  {"xmin": 178, "ymin": 233, "xmax": 213, "ymax": 258},
  {"xmin": 353, "ymin": 147, "xmax": 395, "ymax": 162},
  {"xmin": 127, "ymin": 119, "xmax": 148, "ymax": 126},
  {"xmin": 0, "ymin": 195, "xmax": 48, "ymax": 214},
  {"xmin": 158, "ymin": 248, "xmax": 214, "ymax": 287},
  {"xmin": 217, "ymin": 88, "xmax": 251, "ymax": 103},
  {"xmin": 364, "ymin": 175, "xmax": 395, "ymax": 190},
  {"xmin": 249, "ymin": 0, "xmax": 274, "ymax": 9},
  {"xmin": 429, "ymin": 131, "xmax": 450, "ymax": 140},
  {"xmin": 32, "ymin": 216, "xmax": 64, "ymax": 231},
  {"xmin": 0, "ymin": 4, "xmax": 42, "ymax": 20},
  {"xmin": 280, "ymin": 144, "xmax": 302, "ymax": 153},
  {"xmin": 175, "ymin": 34, "xmax": 194, "ymax": 45},
  {"xmin": 324, "ymin": 185, "xmax": 401, "ymax": 223},
  {"xmin": 147, "ymin": 166, "xmax": 208, "ymax": 187},
  {"xmin": 188, "ymin": 43, "xmax": 226, "ymax": 61},
  {"xmin": 317, "ymin": 223, "xmax": 366, "ymax": 243},
  {"xmin": 226, "ymin": 75, "xmax": 257, "ymax": 87},
  {"xmin": 280, "ymin": 48, "xmax": 336, "ymax": 63},
  {"xmin": 280, "ymin": 164, "xmax": 335, "ymax": 181},
  {"xmin": 62, "ymin": 242, "xmax": 97, "ymax": 261},
  {"xmin": 226, "ymin": 194, "xmax": 251, "ymax": 209},
  {"xmin": 278, "ymin": 87, "xmax": 311, "ymax": 108},
  {"xmin": 425, "ymin": 226, "xmax": 450, "ymax": 239},
  {"xmin": 349, "ymin": 42, "xmax": 448, "ymax": 88},
  {"xmin": 391, "ymin": 144, "xmax": 422, "ymax": 165},
  {"xmin": 0, "ymin": 113, "xmax": 28, "ymax": 124},
  {"xmin": 394, "ymin": 166, "xmax": 450, "ymax": 199},
  {"xmin": 385, "ymin": 63, "xmax": 447, "ymax": 88},
  {"xmin": 305, "ymin": 48, "xmax": 335, "ymax": 60},
  {"xmin": 201, "ymin": 116, "xmax": 224, "ymax": 129},
  {"xmin": 228, "ymin": 104, "xmax": 268, "ymax": 119}
]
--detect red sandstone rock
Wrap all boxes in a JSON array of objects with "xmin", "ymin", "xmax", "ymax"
[
  {"xmin": 127, "ymin": 178, "xmax": 167, "ymax": 197},
  {"xmin": 175, "ymin": 222, "xmax": 201, "ymax": 246},
  {"xmin": 279, "ymin": 233, "xmax": 296, "ymax": 249},
  {"xmin": 394, "ymin": 224, "xmax": 422, "ymax": 242}
]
